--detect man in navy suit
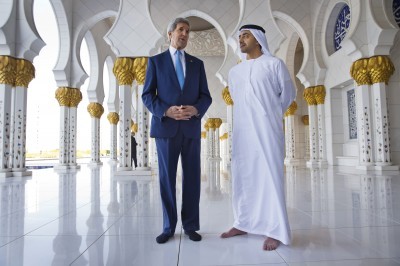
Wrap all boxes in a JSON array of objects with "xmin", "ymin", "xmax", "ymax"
[{"xmin": 142, "ymin": 17, "xmax": 212, "ymax": 244}]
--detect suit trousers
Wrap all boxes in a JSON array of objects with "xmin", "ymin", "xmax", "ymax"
[{"xmin": 155, "ymin": 127, "xmax": 201, "ymax": 235}]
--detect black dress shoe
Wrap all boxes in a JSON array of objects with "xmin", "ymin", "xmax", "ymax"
[
  {"xmin": 156, "ymin": 233, "xmax": 172, "ymax": 244},
  {"xmin": 185, "ymin": 231, "xmax": 202, "ymax": 241}
]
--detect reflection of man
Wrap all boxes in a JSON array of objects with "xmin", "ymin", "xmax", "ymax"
[
  {"xmin": 142, "ymin": 17, "xmax": 212, "ymax": 244},
  {"xmin": 131, "ymin": 133, "xmax": 137, "ymax": 168},
  {"xmin": 221, "ymin": 24, "xmax": 296, "ymax": 251}
]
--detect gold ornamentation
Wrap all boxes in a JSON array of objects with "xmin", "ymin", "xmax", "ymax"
[
  {"xmin": 55, "ymin": 87, "xmax": 82, "ymax": 107},
  {"xmin": 107, "ymin": 112, "xmax": 119, "ymax": 125},
  {"xmin": 302, "ymin": 115, "xmax": 309, "ymax": 125},
  {"xmin": 206, "ymin": 118, "xmax": 223, "ymax": 131},
  {"xmin": 222, "ymin": 87, "xmax": 234, "ymax": 105},
  {"xmin": 0, "ymin": 55, "xmax": 17, "ymax": 86},
  {"xmin": 201, "ymin": 131, "xmax": 206, "ymax": 139},
  {"xmin": 134, "ymin": 57, "xmax": 148, "ymax": 85},
  {"xmin": 87, "ymin": 102, "xmax": 104, "ymax": 118},
  {"xmin": 113, "ymin": 57, "xmax": 135, "ymax": 85},
  {"xmin": 131, "ymin": 122, "xmax": 138, "ymax": 133},
  {"xmin": 303, "ymin": 87, "xmax": 317, "ymax": 106},
  {"xmin": 220, "ymin": 132, "xmax": 228, "ymax": 140},
  {"xmin": 314, "ymin": 85, "xmax": 326, "ymax": 105},
  {"xmin": 204, "ymin": 119, "xmax": 211, "ymax": 130},
  {"xmin": 15, "ymin": 59, "xmax": 35, "ymax": 87},
  {"xmin": 284, "ymin": 101, "xmax": 298, "ymax": 117},
  {"xmin": 213, "ymin": 118, "xmax": 222, "ymax": 129},
  {"xmin": 367, "ymin": 55, "xmax": 395, "ymax": 85},
  {"xmin": 350, "ymin": 58, "xmax": 371, "ymax": 85},
  {"xmin": 69, "ymin": 88, "xmax": 82, "ymax": 107}
]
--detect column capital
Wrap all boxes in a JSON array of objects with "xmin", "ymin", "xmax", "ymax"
[
  {"xmin": 350, "ymin": 58, "xmax": 372, "ymax": 85},
  {"xmin": 222, "ymin": 87, "xmax": 234, "ymax": 105},
  {"xmin": 314, "ymin": 85, "xmax": 326, "ymax": 105},
  {"xmin": 113, "ymin": 57, "xmax": 135, "ymax": 85},
  {"xmin": 133, "ymin": 57, "xmax": 148, "ymax": 85},
  {"xmin": 55, "ymin": 87, "xmax": 82, "ymax": 107},
  {"xmin": 107, "ymin": 112, "xmax": 119, "ymax": 125},
  {"xmin": 201, "ymin": 131, "xmax": 206, "ymax": 139},
  {"xmin": 303, "ymin": 87, "xmax": 317, "ymax": 106},
  {"xmin": 284, "ymin": 101, "xmax": 298, "ymax": 117},
  {"xmin": 15, "ymin": 59, "xmax": 35, "ymax": 87},
  {"xmin": 131, "ymin": 122, "xmax": 138, "ymax": 133},
  {"xmin": 0, "ymin": 55, "xmax": 17, "ymax": 86},
  {"xmin": 367, "ymin": 55, "xmax": 395, "ymax": 84},
  {"xmin": 206, "ymin": 118, "xmax": 222, "ymax": 130},
  {"xmin": 87, "ymin": 102, "xmax": 104, "ymax": 118}
]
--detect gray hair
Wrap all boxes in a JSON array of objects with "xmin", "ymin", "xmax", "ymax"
[{"xmin": 167, "ymin": 17, "xmax": 190, "ymax": 39}]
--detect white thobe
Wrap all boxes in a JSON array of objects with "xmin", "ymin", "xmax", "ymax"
[{"xmin": 228, "ymin": 54, "xmax": 296, "ymax": 245}]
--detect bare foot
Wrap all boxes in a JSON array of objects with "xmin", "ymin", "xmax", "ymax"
[
  {"xmin": 263, "ymin": 237, "xmax": 280, "ymax": 251},
  {"xmin": 220, "ymin": 227, "xmax": 247, "ymax": 238}
]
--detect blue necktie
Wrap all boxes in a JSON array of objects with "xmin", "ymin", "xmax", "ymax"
[{"xmin": 175, "ymin": 50, "xmax": 184, "ymax": 90}]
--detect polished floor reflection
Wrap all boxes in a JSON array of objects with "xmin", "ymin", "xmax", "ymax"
[{"xmin": 1, "ymin": 161, "xmax": 400, "ymax": 265}]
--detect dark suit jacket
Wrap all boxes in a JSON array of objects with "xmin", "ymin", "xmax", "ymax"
[{"xmin": 142, "ymin": 50, "xmax": 212, "ymax": 138}]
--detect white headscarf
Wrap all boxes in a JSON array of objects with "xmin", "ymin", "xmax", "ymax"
[{"xmin": 238, "ymin": 27, "xmax": 272, "ymax": 60}]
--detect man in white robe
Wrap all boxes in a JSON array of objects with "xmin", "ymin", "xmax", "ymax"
[{"xmin": 221, "ymin": 24, "xmax": 296, "ymax": 251}]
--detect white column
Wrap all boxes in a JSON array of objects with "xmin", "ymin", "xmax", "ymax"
[
  {"xmin": 68, "ymin": 107, "xmax": 78, "ymax": 167},
  {"xmin": 227, "ymin": 106, "xmax": 233, "ymax": 167},
  {"xmin": 355, "ymin": 85, "xmax": 374, "ymax": 169},
  {"xmin": 118, "ymin": 84, "xmax": 132, "ymax": 170},
  {"xmin": 10, "ymin": 86, "xmax": 30, "ymax": 174},
  {"xmin": 90, "ymin": 118, "xmax": 101, "ymax": 164},
  {"xmin": 59, "ymin": 106, "xmax": 70, "ymax": 166},
  {"xmin": 136, "ymin": 84, "xmax": 150, "ymax": 170},
  {"xmin": 317, "ymin": 104, "xmax": 327, "ymax": 167},
  {"xmin": 284, "ymin": 115, "xmax": 298, "ymax": 165},
  {"xmin": 0, "ymin": 83, "xmax": 13, "ymax": 177},
  {"xmin": 307, "ymin": 105, "xmax": 319, "ymax": 167},
  {"xmin": 107, "ymin": 112, "xmax": 119, "ymax": 163},
  {"xmin": 371, "ymin": 83, "xmax": 398, "ymax": 170},
  {"xmin": 215, "ymin": 127, "xmax": 221, "ymax": 159}
]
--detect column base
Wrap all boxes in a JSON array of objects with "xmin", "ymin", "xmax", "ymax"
[
  {"xmin": 88, "ymin": 162, "xmax": 103, "ymax": 167},
  {"xmin": 356, "ymin": 164, "xmax": 375, "ymax": 171},
  {"xmin": 53, "ymin": 164, "xmax": 81, "ymax": 170},
  {"xmin": 108, "ymin": 159, "xmax": 118, "ymax": 165},
  {"xmin": 284, "ymin": 159, "xmax": 301, "ymax": 166},
  {"xmin": 318, "ymin": 161, "xmax": 328, "ymax": 168},
  {"xmin": 135, "ymin": 167, "xmax": 151, "ymax": 171},
  {"xmin": 117, "ymin": 166, "xmax": 133, "ymax": 171},
  {"xmin": 12, "ymin": 170, "xmax": 32, "ymax": 177},
  {"xmin": 306, "ymin": 161, "xmax": 319, "ymax": 168},
  {"xmin": 0, "ymin": 171, "xmax": 13, "ymax": 178},
  {"xmin": 114, "ymin": 169, "xmax": 152, "ymax": 176},
  {"xmin": 374, "ymin": 165, "xmax": 399, "ymax": 171}
]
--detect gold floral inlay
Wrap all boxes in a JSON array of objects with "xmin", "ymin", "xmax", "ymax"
[
  {"xmin": 222, "ymin": 87, "xmax": 233, "ymax": 105},
  {"xmin": 302, "ymin": 115, "xmax": 309, "ymax": 125},
  {"xmin": 107, "ymin": 112, "xmax": 119, "ymax": 125},
  {"xmin": 314, "ymin": 85, "xmax": 326, "ymax": 105},
  {"xmin": 113, "ymin": 57, "xmax": 135, "ymax": 85},
  {"xmin": 131, "ymin": 123, "xmax": 138, "ymax": 133},
  {"xmin": 87, "ymin": 102, "xmax": 104, "ymax": 119},
  {"xmin": 220, "ymin": 132, "xmax": 228, "ymax": 140},
  {"xmin": 0, "ymin": 56, "xmax": 17, "ymax": 86},
  {"xmin": 134, "ymin": 57, "xmax": 148, "ymax": 85},
  {"xmin": 284, "ymin": 101, "xmax": 298, "ymax": 117},
  {"xmin": 15, "ymin": 59, "xmax": 35, "ymax": 87},
  {"xmin": 303, "ymin": 87, "xmax": 317, "ymax": 106}
]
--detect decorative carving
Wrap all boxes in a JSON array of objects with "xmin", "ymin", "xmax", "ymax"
[
  {"xmin": 201, "ymin": 131, "xmax": 206, "ymax": 139},
  {"xmin": 113, "ymin": 57, "xmax": 135, "ymax": 85},
  {"xmin": 314, "ymin": 85, "xmax": 326, "ymax": 104},
  {"xmin": 347, "ymin": 89, "xmax": 357, "ymax": 139},
  {"xmin": 284, "ymin": 101, "xmax": 297, "ymax": 117},
  {"xmin": 367, "ymin": 56, "xmax": 395, "ymax": 84},
  {"xmin": 222, "ymin": 87, "xmax": 234, "ymax": 105},
  {"xmin": 87, "ymin": 102, "xmax": 104, "ymax": 119},
  {"xmin": 15, "ymin": 59, "xmax": 35, "ymax": 87},
  {"xmin": 0, "ymin": 56, "xmax": 17, "ymax": 86},
  {"xmin": 334, "ymin": 4, "xmax": 351, "ymax": 51},
  {"xmin": 134, "ymin": 57, "xmax": 148, "ymax": 85},
  {"xmin": 185, "ymin": 29, "xmax": 224, "ymax": 56},
  {"xmin": 393, "ymin": 0, "xmax": 400, "ymax": 28},
  {"xmin": 303, "ymin": 87, "xmax": 317, "ymax": 105},
  {"xmin": 350, "ymin": 58, "xmax": 372, "ymax": 85},
  {"xmin": 131, "ymin": 123, "xmax": 138, "ymax": 133},
  {"xmin": 107, "ymin": 112, "xmax": 119, "ymax": 125},
  {"xmin": 55, "ymin": 87, "xmax": 82, "ymax": 107}
]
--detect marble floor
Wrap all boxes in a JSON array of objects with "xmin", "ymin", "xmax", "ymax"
[{"xmin": 1, "ymin": 160, "xmax": 400, "ymax": 266}]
